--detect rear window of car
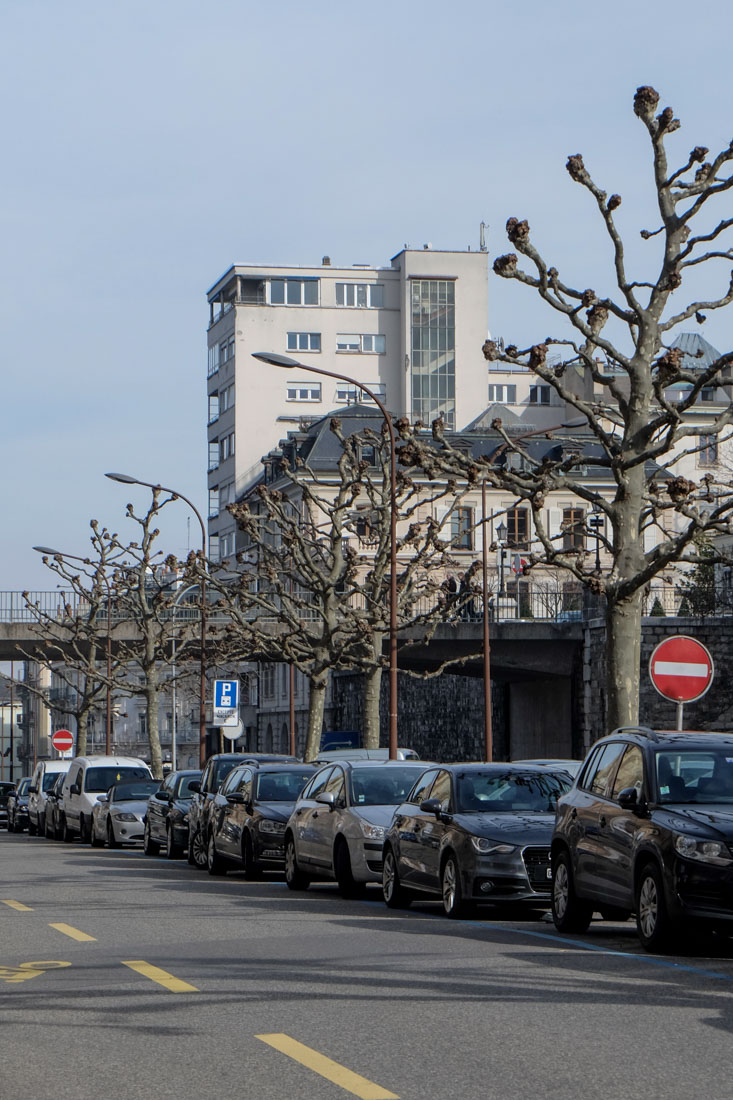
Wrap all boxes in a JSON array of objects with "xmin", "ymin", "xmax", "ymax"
[
  {"xmin": 110, "ymin": 781, "xmax": 161, "ymax": 802},
  {"xmin": 84, "ymin": 767, "xmax": 150, "ymax": 793}
]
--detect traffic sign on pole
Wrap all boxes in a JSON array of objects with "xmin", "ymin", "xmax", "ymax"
[
  {"xmin": 213, "ymin": 679, "xmax": 240, "ymax": 727},
  {"xmin": 51, "ymin": 729, "xmax": 74, "ymax": 753},
  {"xmin": 649, "ymin": 635, "xmax": 714, "ymax": 729}
]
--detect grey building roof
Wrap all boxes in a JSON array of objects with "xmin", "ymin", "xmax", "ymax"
[{"xmin": 670, "ymin": 331, "xmax": 722, "ymax": 371}]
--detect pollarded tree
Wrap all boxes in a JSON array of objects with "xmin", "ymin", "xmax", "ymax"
[{"xmin": 399, "ymin": 85, "xmax": 733, "ymax": 731}]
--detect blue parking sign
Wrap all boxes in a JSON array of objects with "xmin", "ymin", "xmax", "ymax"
[{"xmin": 213, "ymin": 679, "xmax": 240, "ymax": 726}]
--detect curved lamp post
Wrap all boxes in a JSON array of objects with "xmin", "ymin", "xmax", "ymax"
[
  {"xmin": 33, "ymin": 545, "xmax": 113, "ymax": 754},
  {"xmin": 105, "ymin": 474, "xmax": 208, "ymax": 769},
  {"xmin": 252, "ymin": 351, "xmax": 399, "ymax": 761}
]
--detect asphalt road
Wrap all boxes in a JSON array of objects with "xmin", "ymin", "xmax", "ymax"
[{"xmin": 2, "ymin": 833, "xmax": 732, "ymax": 1100}]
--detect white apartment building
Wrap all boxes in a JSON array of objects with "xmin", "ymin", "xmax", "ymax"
[{"xmin": 205, "ymin": 247, "xmax": 489, "ymax": 560}]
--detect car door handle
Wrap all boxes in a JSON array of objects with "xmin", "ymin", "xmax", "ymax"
[{"xmin": 599, "ymin": 816, "xmax": 607, "ymax": 828}]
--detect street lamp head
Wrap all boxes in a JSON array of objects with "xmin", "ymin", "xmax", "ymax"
[
  {"xmin": 496, "ymin": 521, "xmax": 508, "ymax": 542},
  {"xmin": 33, "ymin": 545, "xmax": 62, "ymax": 556},
  {"xmin": 252, "ymin": 351, "xmax": 301, "ymax": 370},
  {"xmin": 105, "ymin": 472, "xmax": 140, "ymax": 485}
]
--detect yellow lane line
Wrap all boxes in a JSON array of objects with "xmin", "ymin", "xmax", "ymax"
[
  {"xmin": 256, "ymin": 1033, "xmax": 399, "ymax": 1100},
  {"xmin": 122, "ymin": 960, "xmax": 199, "ymax": 993},
  {"xmin": 48, "ymin": 923, "xmax": 97, "ymax": 942},
  {"xmin": 1, "ymin": 900, "xmax": 33, "ymax": 911}
]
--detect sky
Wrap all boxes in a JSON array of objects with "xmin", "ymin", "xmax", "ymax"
[{"xmin": 2, "ymin": 0, "xmax": 732, "ymax": 591}]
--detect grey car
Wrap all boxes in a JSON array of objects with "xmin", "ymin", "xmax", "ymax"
[
  {"xmin": 90, "ymin": 779, "xmax": 161, "ymax": 847},
  {"xmin": 284, "ymin": 760, "xmax": 427, "ymax": 896}
]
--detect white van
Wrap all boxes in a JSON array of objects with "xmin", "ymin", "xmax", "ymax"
[
  {"xmin": 61, "ymin": 755, "xmax": 152, "ymax": 842},
  {"xmin": 28, "ymin": 760, "xmax": 69, "ymax": 836}
]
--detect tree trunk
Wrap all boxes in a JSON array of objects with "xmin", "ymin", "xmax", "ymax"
[
  {"xmin": 76, "ymin": 710, "xmax": 88, "ymax": 757},
  {"xmin": 145, "ymin": 677, "xmax": 164, "ymax": 779},
  {"xmin": 605, "ymin": 590, "xmax": 644, "ymax": 732},
  {"xmin": 304, "ymin": 672, "xmax": 328, "ymax": 762},
  {"xmin": 362, "ymin": 665, "xmax": 382, "ymax": 749}
]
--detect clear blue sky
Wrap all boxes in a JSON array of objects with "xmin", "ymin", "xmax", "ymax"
[{"xmin": 2, "ymin": 0, "xmax": 731, "ymax": 590}]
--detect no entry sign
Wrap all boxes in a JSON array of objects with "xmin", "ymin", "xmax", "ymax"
[
  {"xmin": 649, "ymin": 635, "xmax": 714, "ymax": 704},
  {"xmin": 51, "ymin": 729, "xmax": 74, "ymax": 753}
]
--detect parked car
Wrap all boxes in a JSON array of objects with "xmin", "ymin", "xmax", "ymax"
[
  {"xmin": 382, "ymin": 763, "xmax": 573, "ymax": 917},
  {"xmin": 90, "ymin": 779, "xmax": 162, "ymax": 848},
  {"xmin": 28, "ymin": 760, "xmax": 69, "ymax": 835},
  {"xmin": 143, "ymin": 769, "xmax": 201, "ymax": 858},
  {"xmin": 0, "ymin": 781, "xmax": 16, "ymax": 829},
  {"xmin": 206, "ymin": 762, "xmax": 316, "ymax": 876},
  {"xmin": 515, "ymin": 758, "xmax": 583, "ymax": 779},
  {"xmin": 44, "ymin": 772, "xmax": 67, "ymax": 840},
  {"xmin": 6, "ymin": 777, "xmax": 31, "ymax": 832},
  {"xmin": 284, "ymin": 760, "xmax": 427, "ymax": 896},
  {"xmin": 552, "ymin": 727, "xmax": 733, "ymax": 952},
  {"xmin": 62, "ymin": 755, "xmax": 152, "ymax": 842},
  {"xmin": 315, "ymin": 748, "xmax": 421, "ymax": 763},
  {"xmin": 187, "ymin": 753, "xmax": 296, "ymax": 868}
]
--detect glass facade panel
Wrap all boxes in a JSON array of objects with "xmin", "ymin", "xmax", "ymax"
[{"xmin": 410, "ymin": 280, "xmax": 455, "ymax": 428}]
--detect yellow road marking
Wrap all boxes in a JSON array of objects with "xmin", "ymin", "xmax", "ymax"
[
  {"xmin": 0, "ymin": 961, "xmax": 70, "ymax": 984},
  {"xmin": 256, "ymin": 1034, "xmax": 399, "ymax": 1100},
  {"xmin": 1, "ymin": 899, "xmax": 33, "ymax": 911},
  {"xmin": 49, "ymin": 923, "xmax": 96, "ymax": 942},
  {"xmin": 122, "ymin": 960, "xmax": 199, "ymax": 993}
]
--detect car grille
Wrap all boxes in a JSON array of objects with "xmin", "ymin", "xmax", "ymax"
[{"xmin": 522, "ymin": 846, "xmax": 552, "ymax": 891}]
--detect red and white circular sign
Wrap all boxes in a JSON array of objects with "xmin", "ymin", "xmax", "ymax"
[
  {"xmin": 51, "ymin": 729, "xmax": 74, "ymax": 753},
  {"xmin": 649, "ymin": 635, "xmax": 714, "ymax": 703}
]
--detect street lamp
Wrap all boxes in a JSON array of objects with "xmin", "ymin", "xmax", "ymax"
[
  {"xmin": 496, "ymin": 521, "xmax": 508, "ymax": 599},
  {"xmin": 33, "ymin": 545, "xmax": 114, "ymax": 754},
  {"xmin": 105, "ymin": 473, "xmax": 208, "ymax": 769},
  {"xmin": 589, "ymin": 504, "xmax": 604, "ymax": 572},
  {"xmin": 252, "ymin": 350, "xmax": 400, "ymax": 761},
  {"xmin": 481, "ymin": 482, "xmax": 493, "ymax": 763}
]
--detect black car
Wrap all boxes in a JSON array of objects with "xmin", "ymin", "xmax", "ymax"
[
  {"xmin": 44, "ymin": 772, "xmax": 67, "ymax": 840},
  {"xmin": 6, "ymin": 777, "xmax": 30, "ymax": 833},
  {"xmin": 382, "ymin": 763, "xmax": 572, "ymax": 917},
  {"xmin": 187, "ymin": 752, "xmax": 297, "ymax": 868},
  {"xmin": 143, "ymin": 769, "xmax": 201, "ymax": 859},
  {"xmin": 552, "ymin": 727, "xmax": 733, "ymax": 952},
  {"xmin": 207, "ymin": 762, "xmax": 316, "ymax": 876},
  {"xmin": 0, "ymin": 781, "xmax": 17, "ymax": 829}
]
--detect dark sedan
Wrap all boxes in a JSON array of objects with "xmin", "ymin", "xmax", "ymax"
[
  {"xmin": 207, "ymin": 763, "xmax": 316, "ymax": 876},
  {"xmin": 143, "ymin": 769, "xmax": 201, "ymax": 858},
  {"xmin": 6, "ymin": 778, "xmax": 30, "ymax": 832},
  {"xmin": 382, "ymin": 763, "xmax": 573, "ymax": 917}
]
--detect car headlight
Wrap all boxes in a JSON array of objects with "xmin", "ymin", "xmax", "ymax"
[
  {"xmin": 470, "ymin": 837, "xmax": 517, "ymax": 854},
  {"xmin": 359, "ymin": 822, "xmax": 385, "ymax": 841},
  {"xmin": 259, "ymin": 819, "xmax": 286, "ymax": 834},
  {"xmin": 674, "ymin": 833, "xmax": 733, "ymax": 865},
  {"xmin": 113, "ymin": 812, "xmax": 138, "ymax": 822}
]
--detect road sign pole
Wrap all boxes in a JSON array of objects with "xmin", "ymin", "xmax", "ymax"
[{"xmin": 677, "ymin": 701, "xmax": 684, "ymax": 731}]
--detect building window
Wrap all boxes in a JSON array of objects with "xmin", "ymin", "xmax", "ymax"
[
  {"xmin": 262, "ymin": 664, "xmax": 275, "ymax": 700},
  {"xmin": 208, "ymin": 393, "xmax": 220, "ymax": 424},
  {"xmin": 208, "ymin": 441, "xmax": 220, "ymax": 471},
  {"xmin": 207, "ymin": 345, "xmax": 220, "ymax": 376},
  {"xmin": 220, "ymin": 531, "xmax": 236, "ymax": 559},
  {"xmin": 286, "ymin": 382, "xmax": 321, "ymax": 402},
  {"xmin": 488, "ymin": 384, "xmax": 517, "ymax": 404},
  {"xmin": 270, "ymin": 278, "xmax": 319, "ymax": 305},
  {"xmin": 220, "ymin": 432, "xmax": 235, "ymax": 462},
  {"xmin": 411, "ymin": 279, "xmax": 456, "ymax": 429},
  {"xmin": 287, "ymin": 332, "xmax": 321, "ymax": 352},
  {"xmin": 219, "ymin": 482, "xmax": 234, "ymax": 511},
  {"xmin": 218, "ymin": 335, "xmax": 235, "ymax": 364},
  {"xmin": 336, "ymin": 334, "xmax": 386, "ymax": 354},
  {"xmin": 451, "ymin": 507, "xmax": 473, "ymax": 550},
  {"xmin": 208, "ymin": 487, "xmax": 219, "ymax": 519},
  {"xmin": 699, "ymin": 434, "xmax": 718, "ymax": 466},
  {"xmin": 506, "ymin": 506, "xmax": 529, "ymax": 549},
  {"xmin": 562, "ymin": 507, "xmax": 585, "ymax": 550},
  {"xmin": 336, "ymin": 283, "xmax": 384, "ymax": 308},
  {"xmin": 209, "ymin": 535, "xmax": 220, "ymax": 562},
  {"xmin": 220, "ymin": 383, "xmax": 235, "ymax": 412},
  {"xmin": 334, "ymin": 382, "xmax": 386, "ymax": 404},
  {"xmin": 529, "ymin": 384, "xmax": 551, "ymax": 405},
  {"xmin": 701, "ymin": 387, "xmax": 716, "ymax": 402}
]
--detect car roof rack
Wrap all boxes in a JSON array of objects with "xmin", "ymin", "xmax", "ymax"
[{"xmin": 612, "ymin": 725, "xmax": 659, "ymax": 742}]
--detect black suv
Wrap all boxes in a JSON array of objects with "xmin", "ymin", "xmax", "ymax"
[{"xmin": 552, "ymin": 727, "xmax": 733, "ymax": 951}]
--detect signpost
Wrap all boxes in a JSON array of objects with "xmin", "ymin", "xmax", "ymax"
[
  {"xmin": 649, "ymin": 635, "xmax": 714, "ymax": 730},
  {"xmin": 51, "ymin": 729, "xmax": 74, "ymax": 757},
  {"xmin": 213, "ymin": 680, "xmax": 240, "ymax": 728}
]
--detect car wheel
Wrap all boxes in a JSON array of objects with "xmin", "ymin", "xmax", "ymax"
[
  {"xmin": 62, "ymin": 815, "xmax": 74, "ymax": 843},
  {"xmin": 207, "ymin": 833, "xmax": 226, "ymax": 876},
  {"xmin": 190, "ymin": 828, "xmax": 207, "ymax": 869},
  {"xmin": 382, "ymin": 846, "xmax": 412, "ymax": 909},
  {"xmin": 106, "ymin": 821, "xmax": 120, "ymax": 849},
  {"xmin": 552, "ymin": 850, "xmax": 593, "ymax": 933},
  {"xmin": 284, "ymin": 835, "xmax": 310, "ymax": 891},
  {"xmin": 90, "ymin": 820, "xmax": 103, "ymax": 847},
  {"xmin": 28, "ymin": 818, "xmax": 37, "ymax": 837},
  {"xmin": 143, "ymin": 821, "xmax": 160, "ymax": 856},
  {"xmin": 441, "ymin": 853, "xmax": 471, "ymax": 918},
  {"xmin": 242, "ymin": 834, "xmax": 262, "ymax": 879},
  {"xmin": 334, "ymin": 839, "xmax": 366, "ymax": 898},
  {"xmin": 166, "ymin": 825, "xmax": 183, "ymax": 860},
  {"xmin": 636, "ymin": 861, "xmax": 677, "ymax": 953}
]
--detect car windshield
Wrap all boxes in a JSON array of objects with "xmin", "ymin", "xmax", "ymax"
[
  {"xmin": 656, "ymin": 749, "xmax": 733, "ymax": 804},
  {"xmin": 176, "ymin": 775, "xmax": 201, "ymax": 798},
  {"xmin": 110, "ymin": 781, "xmax": 161, "ymax": 802},
  {"xmin": 455, "ymin": 769, "xmax": 571, "ymax": 813},
  {"xmin": 255, "ymin": 770, "xmax": 313, "ymax": 801},
  {"xmin": 212, "ymin": 759, "xmax": 242, "ymax": 790},
  {"xmin": 43, "ymin": 772, "xmax": 61, "ymax": 791},
  {"xmin": 85, "ymin": 766, "xmax": 150, "ymax": 793},
  {"xmin": 349, "ymin": 767, "xmax": 423, "ymax": 806},
  {"xmin": 17, "ymin": 779, "xmax": 30, "ymax": 796}
]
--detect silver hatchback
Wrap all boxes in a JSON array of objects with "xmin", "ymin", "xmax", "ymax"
[{"xmin": 284, "ymin": 760, "xmax": 427, "ymax": 896}]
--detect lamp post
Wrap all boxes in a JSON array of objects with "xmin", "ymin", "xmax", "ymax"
[
  {"xmin": 105, "ymin": 474, "xmax": 208, "ymax": 769},
  {"xmin": 252, "ymin": 351, "xmax": 399, "ymax": 760},
  {"xmin": 481, "ymin": 481, "xmax": 493, "ymax": 763},
  {"xmin": 33, "ymin": 545, "xmax": 114, "ymax": 754},
  {"xmin": 496, "ymin": 521, "xmax": 508, "ymax": 602},
  {"xmin": 589, "ymin": 505, "xmax": 604, "ymax": 572}
]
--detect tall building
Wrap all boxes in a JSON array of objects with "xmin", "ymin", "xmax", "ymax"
[{"xmin": 205, "ymin": 247, "xmax": 489, "ymax": 560}]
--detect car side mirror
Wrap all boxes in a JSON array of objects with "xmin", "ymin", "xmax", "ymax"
[
  {"xmin": 189, "ymin": 780, "xmax": 201, "ymax": 793},
  {"xmin": 71, "ymin": 783, "xmax": 81, "ymax": 795},
  {"xmin": 420, "ymin": 798, "xmax": 442, "ymax": 817},
  {"xmin": 617, "ymin": 786, "xmax": 641, "ymax": 811},
  {"xmin": 315, "ymin": 791, "xmax": 336, "ymax": 810},
  {"xmin": 155, "ymin": 791, "xmax": 171, "ymax": 802},
  {"xmin": 226, "ymin": 792, "xmax": 245, "ymax": 804},
  {"xmin": 29, "ymin": 785, "xmax": 37, "ymax": 794},
  {"xmin": 97, "ymin": 793, "xmax": 108, "ymax": 803}
]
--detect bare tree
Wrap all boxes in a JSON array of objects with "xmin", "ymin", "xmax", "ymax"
[{"xmin": 399, "ymin": 85, "xmax": 733, "ymax": 731}]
